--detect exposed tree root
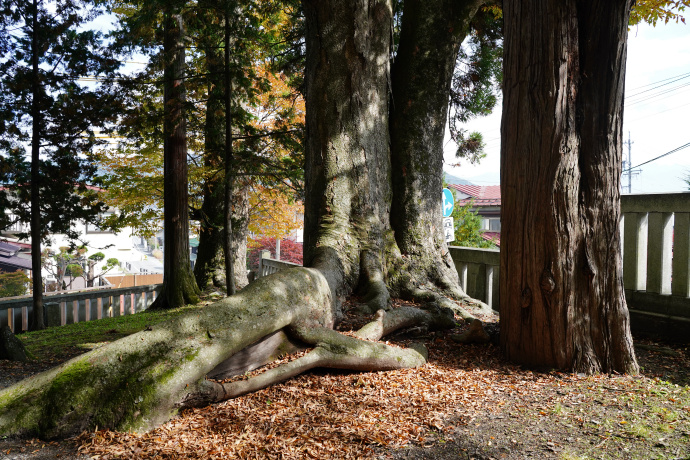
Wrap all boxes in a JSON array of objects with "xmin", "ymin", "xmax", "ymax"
[
  {"xmin": 451, "ymin": 319, "xmax": 491, "ymax": 344},
  {"xmin": 180, "ymin": 305, "xmax": 454, "ymax": 409}
]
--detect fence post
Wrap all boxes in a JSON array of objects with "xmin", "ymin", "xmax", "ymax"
[
  {"xmin": 623, "ymin": 212, "xmax": 648, "ymax": 291},
  {"xmin": 458, "ymin": 263, "xmax": 468, "ymax": 293},
  {"xmin": 45, "ymin": 302, "xmax": 61, "ymax": 327},
  {"xmin": 259, "ymin": 250, "xmax": 271, "ymax": 278},
  {"xmin": 672, "ymin": 212, "xmax": 690, "ymax": 297},
  {"xmin": 485, "ymin": 265, "xmax": 494, "ymax": 308},
  {"xmin": 646, "ymin": 212, "xmax": 673, "ymax": 295}
]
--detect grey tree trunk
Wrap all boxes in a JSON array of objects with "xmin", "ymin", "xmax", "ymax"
[
  {"xmin": 302, "ymin": 0, "xmax": 395, "ymax": 312},
  {"xmin": 229, "ymin": 180, "xmax": 250, "ymax": 289},
  {"xmin": 0, "ymin": 0, "xmax": 480, "ymax": 439},
  {"xmin": 389, "ymin": 0, "xmax": 486, "ymax": 298},
  {"xmin": 153, "ymin": 11, "xmax": 200, "ymax": 309},
  {"xmin": 499, "ymin": 0, "xmax": 638, "ymax": 374}
]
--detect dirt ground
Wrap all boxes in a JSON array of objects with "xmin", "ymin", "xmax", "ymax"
[{"xmin": 1, "ymin": 300, "xmax": 689, "ymax": 460}]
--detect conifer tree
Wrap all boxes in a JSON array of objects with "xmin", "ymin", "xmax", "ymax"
[{"xmin": 0, "ymin": 0, "xmax": 120, "ymax": 329}]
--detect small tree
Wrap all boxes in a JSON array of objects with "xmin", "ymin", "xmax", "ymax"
[
  {"xmin": 452, "ymin": 200, "xmax": 498, "ymax": 249},
  {"xmin": 0, "ymin": 271, "xmax": 30, "ymax": 298},
  {"xmin": 84, "ymin": 253, "xmax": 120, "ymax": 288},
  {"xmin": 42, "ymin": 247, "xmax": 119, "ymax": 290},
  {"xmin": 42, "ymin": 247, "xmax": 83, "ymax": 292}
]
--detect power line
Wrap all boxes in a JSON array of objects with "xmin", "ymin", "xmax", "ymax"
[
  {"xmin": 626, "ymin": 81, "xmax": 690, "ymax": 106},
  {"xmin": 626, "ymin": 101, "xmax": 690, "ymax": 123},
  {"xmin": 627, "ymin": 71, "xmax": 690, "ymax": 92},
  {"xmin": 626, "ymin": 72, "xmax": 690, "ymax": 98},
  {"xmin": 623, "ymin": 142, "xmax": 690, "ymax": 172}
]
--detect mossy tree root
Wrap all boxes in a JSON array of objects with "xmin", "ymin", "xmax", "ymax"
[
  {"xmin": 181, "ymin": 305, "xmax": 453, "ymax": 409},
  {"xmin": 0, "ymin": 268, "xmax": 334, "ymax": 439}
]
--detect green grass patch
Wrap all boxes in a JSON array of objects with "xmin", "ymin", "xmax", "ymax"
[{"xmin": 16, "ymin": 304, "xmax": 201, "ymax": 361}]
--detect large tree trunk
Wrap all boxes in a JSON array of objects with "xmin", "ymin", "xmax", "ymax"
[
  {"xmin": 389, "ymin": 0, "xmax": 486, "ymax": 300},
  {"xmin": 153, "ymin": 10, "xmax": 200, "ymax": 309},
  {"xmin": 499, "ymin": 0, "xmax": 638, "ymax": 374},
  {"xmin": 0, "ymin": 0, "xmax": 482, "ymax": 439},
  {"xmin": 302, "ymin": 0, "xmax": 395, "ymax": 313}
]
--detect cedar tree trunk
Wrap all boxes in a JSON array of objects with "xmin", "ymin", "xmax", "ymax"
[
  {"xmin": 152, "ymin": 11, "xmax": 200, "ymax": 309},
  {"xmin": 499, "ymin": 0, "xmax": 638, "ymax": 374}
]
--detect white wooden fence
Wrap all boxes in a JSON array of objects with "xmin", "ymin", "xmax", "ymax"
[
  {"xmin": 0, "ymin": 284, "xmax": 162, "ymax": 333},
  {"xmin": 449, "ymin": 192, "xmax": 690, "ymax": 338}
]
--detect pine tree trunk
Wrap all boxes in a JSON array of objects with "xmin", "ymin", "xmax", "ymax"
[
  {"xmin": 194, "ymin": 45, "xmax": 226, "ymax": 291},
  {"xmin": 223, "ymin": 11, "xmax": 236, "ymax": 296},
  {"xmin": 154, "ymin": 10, "xmax": 200, "ymax": 309},
  {"xmin": 29, "ymin": 0, "xmax": 44, "ymax": 331},
  {"xmin": 499, "ymin": 0, "xmax": 638, "ymax": 374},
  {"xmin": 389, "ymin": 0, "xmax": 485, "ymax": 296}
]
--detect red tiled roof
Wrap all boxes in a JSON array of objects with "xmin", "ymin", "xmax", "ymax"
[
  {"xmin": 481, "ymin": 231, "xmax": 501, "ymax": 247},
  {"xmin": 448, "ymin": 184, "xmax": 501, "ymax": 206}
]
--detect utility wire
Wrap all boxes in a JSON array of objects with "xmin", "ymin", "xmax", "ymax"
[
  {"xmin": 626, "ymin": 81, "xmax": 690, "ymax": 106},
  {"xmin": 623, "ymin": 142, "xmax": 690, "ymax": 172},
  {"xmin": 626, "ymin": 72, "xmax": 690, "ymax": 98},
  {"xmin": 627, "ymin": 71, "xmax": 690, "ymax": 91}
]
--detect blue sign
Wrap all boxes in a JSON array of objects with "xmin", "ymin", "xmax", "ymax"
[{"xmin": 442, "ymin": 188, "xmax": 454, "ymax": 218}]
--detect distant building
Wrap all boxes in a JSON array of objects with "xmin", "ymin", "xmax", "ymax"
[
  {"xmin": 1, "ymin": 209, "xmax": 163, "ymax": 289},
  {"xmin": 0, "ymin": 241, "xmax": 32, "ymax": 274},
  {"xmin": 447, "ymin": 184, "xmax": 502, "ymax": 246}
]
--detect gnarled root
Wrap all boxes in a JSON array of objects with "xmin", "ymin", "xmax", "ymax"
[{"xmin": 180, "ymin": 306, "xmax": 453, "ymax": 409}]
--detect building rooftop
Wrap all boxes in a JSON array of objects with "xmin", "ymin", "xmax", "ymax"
[
  {"xmin": 448, "ymin": 184, "xmax": 502, "ymax": 207},
  {"xmin": 0, "ymin": 241, "xmax": 32, "ymax": 272}
]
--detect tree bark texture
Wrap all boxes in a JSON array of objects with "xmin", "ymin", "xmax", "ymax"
[
  {"xmin": 389, "ymin": 0, "xmax": 486, "ymax": 297},
  {"xmin": 194, "ymin": 40, "xmax": 250, "ymax": 292},
  {"xmin": 29, "ymin": 0, "xmax": 45, "ymax": 331},
  {"xmin": 155, "ymin": 11, "xmax": 200, "ymax": 309},
  {"xmin": 499, "ymin": 0, "xmax": 638, "ymax": 374},
  {"xmin": 223, "ymin": 12, "xmax": 236, "ymax": 296},
  {"xmin": 302, "ymin": 0, "xmax": 394, "ymax": 312},
  {"xmin": 194, "ymin": 45, "xmax": 226, "ymax": 291}
]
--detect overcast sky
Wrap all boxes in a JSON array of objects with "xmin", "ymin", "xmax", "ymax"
[{"xmin": 443, "ymin": 19, "xmax": 690, "ymax": 194}]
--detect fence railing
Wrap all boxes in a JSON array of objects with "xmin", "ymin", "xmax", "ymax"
[
  {"xmin": 620, "ymin": 192, "xmax": 690, "ymax": 338},
  {"xmin": 448, "ymin": 192, "xmax": 690, "ymax": 339},
  {"xmin": 257, "ymin": 256, "xmax": 301, "ymax": 279},
  {"xmin": 0, "ymin": 284, "xmax": 162, "ymax": 333},
  {"xmin": 9, "ymin": 192, "xmax": 685, "ymax": 337},
  {"xmin": 448, "ymin": 246, "xmax": 500, "ymax": 309}
]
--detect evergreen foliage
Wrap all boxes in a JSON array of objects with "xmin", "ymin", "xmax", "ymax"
[
  {"xmin": 451, "ymin": 200, "xmax": 497, "ymax": 249},
  {"xmin": 0, "ymin": 0, "xmax": 120, "ymax": 240},
  {"xmin": 0, "ymin": 270, "xmax": 30, "ymax": 298}
]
